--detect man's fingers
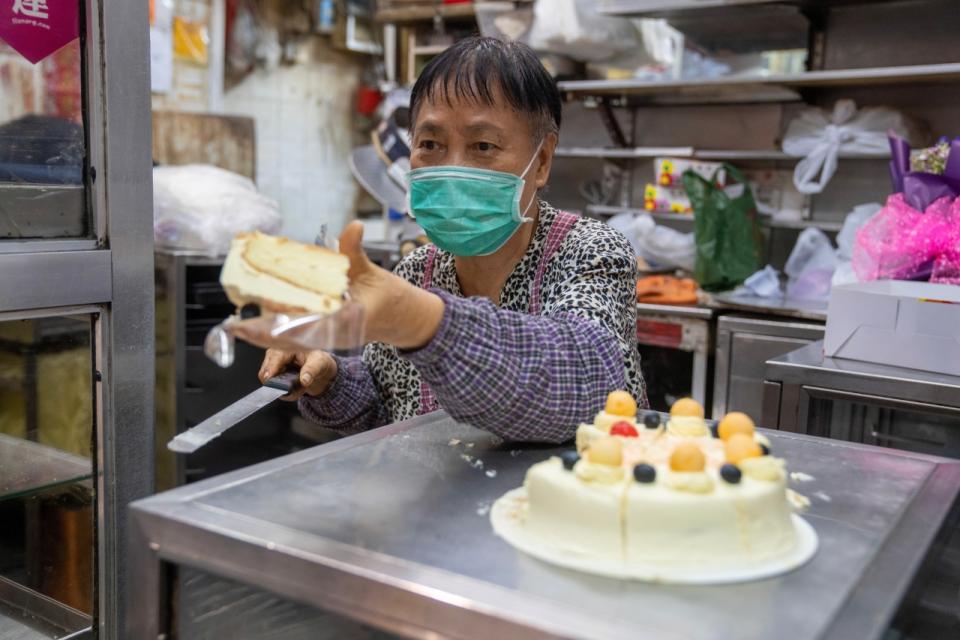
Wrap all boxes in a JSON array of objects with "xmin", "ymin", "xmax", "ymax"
[
  {"xmin": 259, "ymin": 349, "xmax": 291, "ymax": 383},
  {"xmin": 339, "ymin": 221, "xmax": 373, "ymax": 280},
  {"xmin": 299, "ymin": 351, "xmax": 329, "ymax": 388}
]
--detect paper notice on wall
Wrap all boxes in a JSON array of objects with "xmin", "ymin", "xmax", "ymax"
[
  {"xmin": 150, "ymin": 26, "xmax": 173, "ymax": 93},
  {"xmin": 150, "ymin": 0, "xmax": 173, "ymax": 93}
]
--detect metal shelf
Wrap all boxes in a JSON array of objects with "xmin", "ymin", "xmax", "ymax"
[
  {"xmin": 0, "ymin": 434, "xmax": 91, "ymax": 502},
  {"xmin": 558, "ymin": 62, "xmax": 960, "ymax": 102},
  {"xmin": 374, "ymin": 3, "xmax": 477, "ymax": 24},
  {"xmin": 587, "ymin": 205, "xmax": 844, "ymax": 231},
  {"xmin": 599, "ymin": 0, "xmax": 914, "ymax": 17},
  {"xmin": 587, "ymin": 205, "xmax": 694, "ymax": 223},
  {"xmin": 556, "ymin": 146, "xmax": 888, "ymax": 161}
]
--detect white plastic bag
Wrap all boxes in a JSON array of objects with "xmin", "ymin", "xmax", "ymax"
[
  {"xmin": 782, "ymin": 100, "xmax": 915, "ymax": 195},
  {"xmin": 608, "ymin": 212, "xmax": 696, "ymax": 271},
  {"xmin": 835, "ymin": 202, "xmax": 881, "ymax": 261},
  {"xmin": 153, "ymin": 164, "xmax": 282, "ymax": 255},
  {"xmin": 527, "ymin": 0, "xmax": 642, "ymax": 62},
  {"xmin": 784, "ymin": 228, "xmax": 839, "ymax": 301},
  {"xmin": 830, "ymin": 202, "xmax": 881, "ymax": 288},
  {"xmin": 742, "ymin": 265, "xmax": 782, "ymax": 298}
]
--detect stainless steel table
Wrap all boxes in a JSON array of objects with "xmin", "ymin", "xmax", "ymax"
[
  {"xmin": 709, "ymin": 292, "xmax": 828, "ymax": 322},
  {"xmin": 128, "ymin": 413, "xmax": 960, "ymax": 640},
  {"xmin": 762, "ymin": 341, "xmax": 960, "ymax": 443}
]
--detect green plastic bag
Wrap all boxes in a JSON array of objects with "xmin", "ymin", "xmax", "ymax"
[{"xmin": 682, "ymin": 164, "xmax": 762, "ymax": 292}]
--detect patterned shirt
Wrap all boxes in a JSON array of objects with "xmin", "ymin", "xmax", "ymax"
[{"xmin": 300, "ymin": 201, "xmax": 647, "ymax": 443}]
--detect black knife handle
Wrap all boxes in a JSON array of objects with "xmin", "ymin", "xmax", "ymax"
[{"xmin": 264, "ymin": 370, "xmax": 300, "ymax": 393}]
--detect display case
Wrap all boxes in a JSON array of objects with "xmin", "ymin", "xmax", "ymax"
[{"xmin": 0, "ymin": 1, "xmax": 154, "ymax": 638}]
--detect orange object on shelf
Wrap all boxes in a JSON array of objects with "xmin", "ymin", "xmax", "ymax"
[{"xmin": 636, "ymin": 275, "xmax": 699, "ymax": 306}]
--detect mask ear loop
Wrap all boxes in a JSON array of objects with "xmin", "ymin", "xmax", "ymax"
[{"xmin": 518, "ymin": 139, "xmax": 545, "ymax": 222}]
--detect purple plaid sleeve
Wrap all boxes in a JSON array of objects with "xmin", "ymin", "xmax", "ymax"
[
  {"xmin": 298, "ymin": 355, "xmax": 390, "ymax": 434},
  {"xmin": 403, "ymin": 289, "xmax": 627, "ymax": 443}
]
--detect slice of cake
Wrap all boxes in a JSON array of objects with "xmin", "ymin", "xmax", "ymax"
[{"xmin": 220, "ymin": 232, "xmax": 349, "ymax": 315}]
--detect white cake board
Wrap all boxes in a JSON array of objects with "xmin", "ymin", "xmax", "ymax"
[{"xmin": 491, "ymin": 487, "xmax": 818, "ymax": 585}]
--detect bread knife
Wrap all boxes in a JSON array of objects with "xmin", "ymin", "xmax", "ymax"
[{"xmin": 167, "ymin": 371, "xmax": 299, "ymax": 454}]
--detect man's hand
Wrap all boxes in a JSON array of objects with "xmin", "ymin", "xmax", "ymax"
[
  {"xmin": 230, "ymin": 222, "xmax": 445, "ymax": 352},
  {"xmin": 259, "ymin": 349, "xmax": 337, "ymax": 401},
  {"xmin": 338, "ymin": 221, "xmax": 445, "ymax": 349}
]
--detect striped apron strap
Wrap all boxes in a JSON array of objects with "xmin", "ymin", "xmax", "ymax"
[
  {"xmin": 419, "ymin": 245, "xmax": 440, "ymax": 415},
  {"xmin": 529, "ymin": 211, "xmax": 579, "ymax": 315}
]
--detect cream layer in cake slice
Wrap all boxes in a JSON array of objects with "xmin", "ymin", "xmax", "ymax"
[{"xmin": 221, "ymin": 232, "xmax": 349, "ymax": 314}]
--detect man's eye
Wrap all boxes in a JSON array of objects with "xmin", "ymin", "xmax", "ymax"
[
  {"xmin": 419, "ymin": 140, "xmax": 438, "ymax": 151},
  {"xmin": 475, "ymin": 142, "xmax": 496, "ymax": 152}
]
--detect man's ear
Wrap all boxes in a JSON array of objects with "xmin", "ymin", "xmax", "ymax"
[{"xmin": 535, "ymin": 132, "xmax": 558, "ymax": 189}]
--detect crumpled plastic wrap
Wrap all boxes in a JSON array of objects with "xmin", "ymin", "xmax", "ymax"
[
  {"xmin": 153, "ymin": 164, "xmax": 282, "ymax": 256},
  {"xmin": 207, "ymin": 298, "xmax": 366, "ymax": 368},
  {"xmin": 852, "ymin": 194, "xmax": 960, "ymax": 284}
]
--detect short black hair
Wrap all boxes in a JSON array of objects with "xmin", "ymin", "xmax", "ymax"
[{"xmin": 409, "ymin": 37, "xmax": 562, "ymax": 142}]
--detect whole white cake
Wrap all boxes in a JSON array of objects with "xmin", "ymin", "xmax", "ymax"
[{"xmin": 522, "ymin": 393, "xmax": 800, "ymax": 569}]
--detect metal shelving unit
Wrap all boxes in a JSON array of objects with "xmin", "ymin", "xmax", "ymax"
[
  {"xmin": 586, "ymin": 204, "xmax": 845, "ymax": 232},
  {"xmin": 556, "ymin": 146, "xmax": 888, "ymax": 161},
  {"xmin": 558, "ymin": 62, "xmax": 960, "ymax": 100},
  {"xmin": 598, "ymin": 0, "xmax": 906, "ymax": 17},
  {"xmin": 374, "ymin": 2, "xmax": 477, "ymax": 24}
]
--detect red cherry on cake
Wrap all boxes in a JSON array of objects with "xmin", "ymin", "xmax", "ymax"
[{"xmin": 610, "ymin": 421, "xmax": 639, "ymax": 438}]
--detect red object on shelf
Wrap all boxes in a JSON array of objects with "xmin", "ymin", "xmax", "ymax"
[
  {"xmin": 356, "ymin": 86, "xmax": 383, "ymax": 116},
  {"xmin": 636, "ymin": 319, "xmax": 684, "ymax": 349},
  {"xmin": 444, "ymin": 0, "xmax": 472, "ymax": 4}
]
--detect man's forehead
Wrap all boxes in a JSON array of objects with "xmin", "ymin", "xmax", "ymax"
[{"xmin": 415, "ymin": 88, "xmax": 527, "ymax": 133}]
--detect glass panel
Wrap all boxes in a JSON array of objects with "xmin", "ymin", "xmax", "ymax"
[
  {"xmin": 0, "ymin": 315, "xmax": 93, "ymax": 636},
  {"xmin": 806, "ymin": 395, "xmax": 960, "ymax": 458},
  {"xmin": 0, "ymin": 16, "xmax": 87, "ymax": 241}
]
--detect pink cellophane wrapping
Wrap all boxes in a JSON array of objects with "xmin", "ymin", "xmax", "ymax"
[{"xmin": 852, "ymin": 194, "xmax": 960, "ymax": 284}]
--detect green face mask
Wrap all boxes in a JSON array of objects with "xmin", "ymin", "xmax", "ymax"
[{"xmin": 406, "ymin": 143, "xmax": 541, "ymax": 257}]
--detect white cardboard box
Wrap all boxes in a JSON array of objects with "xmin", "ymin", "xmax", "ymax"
[{"xmin": 824, "ymin": 280, "xmax": 960, "ymax": 376}]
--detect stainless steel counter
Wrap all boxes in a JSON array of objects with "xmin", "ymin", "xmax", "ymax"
[
  {"xmin": 129, "ymin": 413, "xmax": 960, "ymax": 640},
  {"xmin": 636, "ymin": 302, "xmax": 715, "ymax": 321},
  {"xmin": 709, "ymin": 293, "xmax": 828, "ymax": 322},
  {"xmin": 766, "ymin": 341, "xmax": 960, "ymax": 408}
]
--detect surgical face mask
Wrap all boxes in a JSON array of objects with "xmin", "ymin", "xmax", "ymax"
[{"xmin": 406, "ymin": 142, "xmax": 542, "ymax": 257}]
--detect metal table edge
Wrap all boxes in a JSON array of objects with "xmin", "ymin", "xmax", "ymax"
[
  {"xmin": 765, "ymin": 342, "xmax": 960, "ymax": 399},
  {"xmin": 636, "ymin": 302, "xmax": 715, "ymax": 320},
  {"xmin": 821, "ymin": 459, "xmax": 960, "ymax": 640},
  {"xmin": 130, "ymin": 501, "xmax": 621, "ymax": 640}
]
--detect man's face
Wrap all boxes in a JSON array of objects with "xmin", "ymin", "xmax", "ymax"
[{"xmin": 410, "ymin": 84, "xmax": 554, "ymax": 211}]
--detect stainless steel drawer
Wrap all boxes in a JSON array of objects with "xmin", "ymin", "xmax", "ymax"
[{"xmin": 713, "ymin": 315, "xmax": 824, "ymax": 420}]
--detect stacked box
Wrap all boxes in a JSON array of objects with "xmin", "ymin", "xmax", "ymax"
[{"xmin": 644, "ymin": 157, "xmax": 725, "ymax": 214}]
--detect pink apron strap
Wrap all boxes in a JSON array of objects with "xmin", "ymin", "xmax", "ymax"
[
  {"xmin": 419, "ymin": 244, "xmax": 440, "ymax": 415},
  {"xmin": 421, "ymin": 244, "xmax": 438, "ymax": 290},
  {"xmin": 529, "ymin": 211, "xmax": 579, "ymax": 315}
]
